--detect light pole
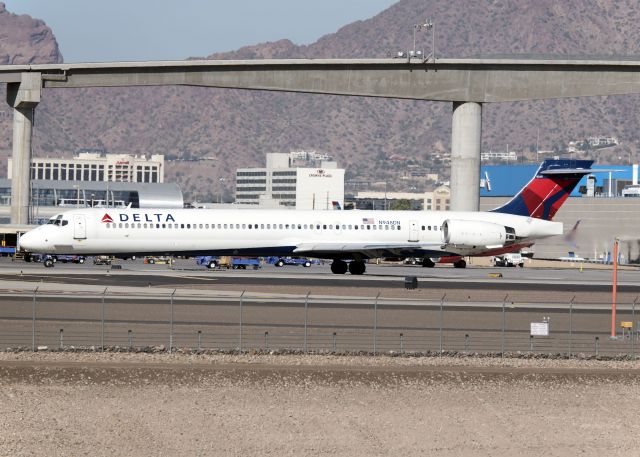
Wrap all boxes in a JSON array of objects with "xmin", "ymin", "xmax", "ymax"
[
  {"xmin": 425, "ymin": 19, "xmax": 435, "ymax": 61},
  {"xmin": 218, "ymin": 177, "xmax": 225, "ymax": 204},
  {"xmin": 412, "ymin": 20, "xmax": 431, "ymax": 58}
]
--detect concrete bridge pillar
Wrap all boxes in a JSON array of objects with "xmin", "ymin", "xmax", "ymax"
[
  {"xmin": 7, "ymin": 72, "xmax": 41, "ymax": 225},
  {"xmin": 450, "ymin": 101, "xmax": 482, "ymax": 212}
]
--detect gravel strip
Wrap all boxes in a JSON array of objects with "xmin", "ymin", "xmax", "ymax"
[{"xmin": 1, "ymin": 352, "xmax": 639, "ymax": 456}]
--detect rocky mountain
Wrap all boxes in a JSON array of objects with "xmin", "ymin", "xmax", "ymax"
[
  {"xmin": 0, "ymin": 2, "xmax": 62, "ymax": 65},
  {"xmin": 1, "ymin": 0, "xmax": 640, "ymax": 202}
]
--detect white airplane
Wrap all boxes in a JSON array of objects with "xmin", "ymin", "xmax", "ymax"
[{"xmin": 18, "ymin": 159, "xmax": 594, "ymax": 275}]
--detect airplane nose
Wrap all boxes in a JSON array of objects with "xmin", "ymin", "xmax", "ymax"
[{"xmin": 18, "ymin": 230, "xmax": 46, "ymax": 252}]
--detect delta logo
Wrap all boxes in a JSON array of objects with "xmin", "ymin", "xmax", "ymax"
[{"xmin": 100, "ymin": 212, "xmax": 177, "ymax": 223}]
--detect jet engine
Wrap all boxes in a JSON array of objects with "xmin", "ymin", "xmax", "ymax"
[{"xmin": 442, "ymin": 219, "xmax": 513, "ymax": 248}]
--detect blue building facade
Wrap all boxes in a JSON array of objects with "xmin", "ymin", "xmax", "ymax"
[{"xmin": 480, "ymin": 162, "xmax": 634, "ymax": 197}]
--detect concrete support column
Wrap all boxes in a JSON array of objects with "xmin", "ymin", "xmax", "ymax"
[
  {"xmin": 10, "ymin": 107, "xmax": 35, "ymax": 224},
  {"xmin": 7, "ymin": 72, "xmax": 41, "ymax": 225},
  {"xmin": 450, "ymin": 101, "xmax": 482, "ymax": 212}
]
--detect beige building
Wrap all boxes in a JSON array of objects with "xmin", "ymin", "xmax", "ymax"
[
  {"xmin": 353, "ymin": 185, "xmax": 451, "ymax": 211},
  {"xmin": 236, "ymin": 152, "xmax": 345, "ymax": 209},
  {"xmin": 8, "ymin": 152, "xmax": 164, "ymax": 183}
]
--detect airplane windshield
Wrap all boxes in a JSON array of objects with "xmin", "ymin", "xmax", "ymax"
[{"xmin": 47, "ymin": 214, "xmax": 63, "ymax": 226}]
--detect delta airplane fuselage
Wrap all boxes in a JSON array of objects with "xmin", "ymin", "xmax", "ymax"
[{"xmin": 19, "ymin": 207, "xmax": 561, "ymax": 261}]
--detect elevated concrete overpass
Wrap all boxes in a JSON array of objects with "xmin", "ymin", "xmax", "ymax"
[{"xmin": 4, "ymin": 57, "xmax": 640, "ymax": 224}]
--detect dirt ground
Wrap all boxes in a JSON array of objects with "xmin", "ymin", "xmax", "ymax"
[{"xmin": 1, "ymin": 352, "xmax": 639, "ymax": 457}]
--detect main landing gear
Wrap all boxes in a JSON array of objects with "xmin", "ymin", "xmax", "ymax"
[
  {"xmin": 331, "ymin": 259, "xmax": 366, "ymax": 275},
  {"xmin": 453, "ymin": 259, "xmax": 467, "ymax": 268},
  {"xmin": 421, "ymin": 258, "xmax": 435, "ymax": 268}
]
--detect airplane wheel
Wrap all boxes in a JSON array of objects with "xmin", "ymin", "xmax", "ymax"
[
  {"xmin": 331, "ymin": 260, "xmax": 348, "ymax": 274},
  {"xmin": 422, "ymin": 258, "xmax": 435, "ymax": 268},
  {"xmin": 453, "ymin": 259, "xmax": 467, "ymax": 268},
  {"xmin": 348, "ymin": 260, "xmax": 366, "ymax": 275}
]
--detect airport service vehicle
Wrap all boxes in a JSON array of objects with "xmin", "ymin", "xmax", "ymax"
[
  {"xmin": 0, "ymin": 246, "xmax": 15, "ymax": 257},
  {"xmin": 17, "ymin": 160, "xmax": 593, "ymax": 275},
  {"xmin": 266, "ymin": 256, "xmax": 319, "ymax": 267},
  {"xmin": 558, "ymin": 251, "xmax": 587, "ymax": 262},
  {"xmin": 622, "ymin": 184, "xmax": 640, "ymax": 197},
  {"xmin": 196, "ymin": 255, "xmax": 261, "ymax": 270},
  {"xmin": 54, "ymin": 255, "xmax": 86, "ymax": 264},
  {"xmin": 93, "ymin": 255, "xmax": 112, "ymax": 265},
  {"xmin": 492, "ymin": 253, "xmax": 524, "ymax": 267},
  {"xmin": 144, "ymin": 256, "xmax": 172, "ymax": 265}
]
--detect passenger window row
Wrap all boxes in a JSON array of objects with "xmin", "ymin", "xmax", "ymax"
[{"xmin": 103, "ymin": 222, "xmax": 404, "ymax": 231}]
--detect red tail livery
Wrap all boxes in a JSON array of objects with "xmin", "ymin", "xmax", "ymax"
[{"xmin": 491, "ymin": 159, "xmax": 593, "ymax": 221}]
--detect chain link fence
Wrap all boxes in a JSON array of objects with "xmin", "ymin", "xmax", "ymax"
[{"xmin": 0, "ymin": 289, "xmax": 638, "ymax": 357}]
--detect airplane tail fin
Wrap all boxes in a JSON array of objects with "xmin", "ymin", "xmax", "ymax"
[
  {"xmin": 331, "ymin": 201, "xmax": 342, "ymax": 210},
  {"xmin": 491, "ymin": 159, "xmax": 593, "ymax": 221}
]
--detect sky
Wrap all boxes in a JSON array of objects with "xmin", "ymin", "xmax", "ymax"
[{"xmin": 4, "ymin": 0, "xmax": 399, "ymax": 62}]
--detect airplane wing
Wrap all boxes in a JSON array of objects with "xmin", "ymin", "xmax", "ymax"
[{"xmin": 293, "ymin": 242, "xmax": 448, "ymax": 258}]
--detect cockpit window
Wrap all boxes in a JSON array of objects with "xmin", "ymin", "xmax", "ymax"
[
  {"xmin": 47, "ymin": 215, "xmax": 62, "ymax": 224},
  {"xmin": 61, "ymin": 220, "xmax": 69, "ymax": 226}
]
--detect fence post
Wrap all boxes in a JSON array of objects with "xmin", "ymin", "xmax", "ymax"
[
  {"xmin": 501, "ymin": 294, "xmax": 508, "ymax": 357},
  {"xmin": 439, "ymin": 294, "xmax": 446, "ymax": 355},
  {"xmin": 569, "ymin": 296, "xmax": 574, "ymax": 358},
  {"xmin": 101, "ymin": 287, "xmax": 107, "ymax": 352},
  {"xmin": 373, "ymin": 292, "xmax": 380, "ymax": 355},
  {"xmin": 169, "ymin": 289, "xmax": 176, "ymax": 353},
  {"xmin": 332, "ymin": 332, "xmax": 337, "ymax": 353},
  {"xmin": 530, "ymin": 335, "xmax": 534, "ymax": 352},
  {"xmin": 264, "ymin": 331, "xmax": 269, "ymax": 351},
  {"xmin": 464, "ymin": 333, "xmax": 469, "ymax": 352},
  {"xmin": 595, "ymin": 336, "xmax": 599, "ymax": 356},
  {"xmin": 32, "ymin": 286, "xmax": 38, "ymax": 351},
  {"xmin": 128, "ymin": 329, "xmax": 132, "ymax": 349},
  {"xmin": 304, "ymin": 291, "xmax": 310, "ymax": 353},
  {"xmin": 400, "ymin": 333, "xmax": 404, "ymax": 353},
  {"xmin": 239, "ymin": 290, "xmax": 245, "ymax": 352},
  {"xmin": 632, "ymin": 297, "xmax": 637, "ymax": 359},
  {"xmin": 59, "ymin": 328, "xmax": 63, "ymax": 349},
  {"xmin": 197, "ymin": 330, "xmax": 202, "ymax": 351}
]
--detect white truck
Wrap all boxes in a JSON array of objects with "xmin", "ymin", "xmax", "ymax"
[{"xmin": 492, "ymin": 253, "xmax": 524, "ymax": 267}]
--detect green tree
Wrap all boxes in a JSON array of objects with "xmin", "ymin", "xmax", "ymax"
[{"xmin": 390, "ymin": 199, "xmax": 412, "ymax": 210}]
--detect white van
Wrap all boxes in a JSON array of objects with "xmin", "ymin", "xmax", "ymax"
[{"xmin": 492, "ymin": 253, "xmax": 524, "ymax": 267}]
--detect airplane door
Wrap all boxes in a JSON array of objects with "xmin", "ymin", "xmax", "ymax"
[
  {"xmin": 73, "ymin": 215, "xmax": 87, "ymax": 239},
  {"xmin": 409, "ymin": 220, "xmax": 419, "ymax": 242}
]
